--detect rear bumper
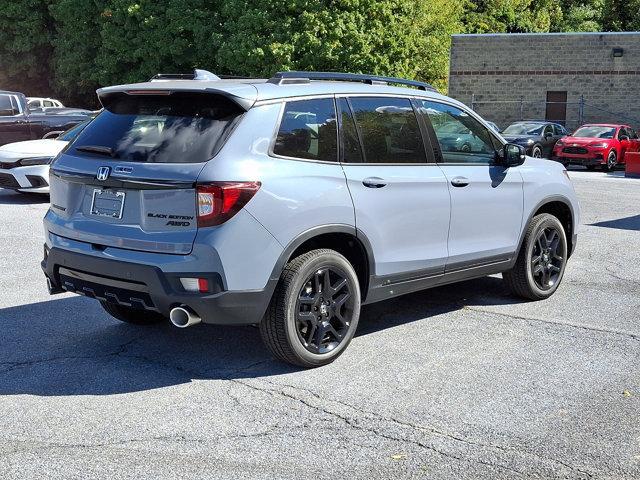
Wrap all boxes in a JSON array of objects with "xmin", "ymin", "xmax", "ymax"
[{"xmin": 41, "ymin": 245, "xmax": 272, "ymax": 325}]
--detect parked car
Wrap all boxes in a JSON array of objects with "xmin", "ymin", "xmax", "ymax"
[
  {"xmin": 0, "ymin": 90, "xmax": 91, "ymax": 146},
  {"xmin": 552, "ymin": 123, "xmax": 640, "ymax": 171},
  {"xmin": 42, "ymin": 70, "xmax": 579, "ymax": 367},
  {"xmin": 0, "ymin": 120, "xmax": 90, "ymax": 194},
  {"xmin": 486, "ymin": 121, "xmax": 500, "ymax": 133},
  {"xmin": 27, "ymin": 97, "xmax": 64, "ymax": 109},
  {"xmin": 501, "ymin": 121, "xmax": 569, "ymax": 158}
]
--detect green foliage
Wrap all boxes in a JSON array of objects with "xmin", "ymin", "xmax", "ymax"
[
  {"xmin": 0, "ymin": 0, "xmax": 636, "ymax": 106},
  {"xmin": 216, "ymin": 0, "xmax": 462, "ymax": 90},
  {"xmin": 0, "ymin": 0, "xmax": 53, "ymax": 95}
]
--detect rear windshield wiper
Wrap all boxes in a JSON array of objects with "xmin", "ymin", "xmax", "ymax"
[{"xmin": 75, "ymin": 145, "xmax": 115, "ymax": 157}]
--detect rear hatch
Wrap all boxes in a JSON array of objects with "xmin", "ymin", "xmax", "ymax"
[{"xmin": 48, "ymin": 90, "xmax": 249, "ymax": 254}]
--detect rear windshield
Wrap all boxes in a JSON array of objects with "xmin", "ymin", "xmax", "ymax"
[{"xmin": 68, "ymin": 92, "xmax": 244, "ymax": 163}]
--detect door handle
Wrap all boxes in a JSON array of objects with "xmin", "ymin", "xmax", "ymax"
[
  {"xmin": 362, "ymin": 177, "xmax": 387, "ymax": 188},
  {"xmin": 450, "ymin": 176, "xmax": 470, "ymax": 187}
]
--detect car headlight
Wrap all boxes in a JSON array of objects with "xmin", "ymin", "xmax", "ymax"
[{"xmin": 17, "ymin": 156, "xmax": 53, "ymax": 166}]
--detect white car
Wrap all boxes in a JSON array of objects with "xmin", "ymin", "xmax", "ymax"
[
  {"xmin": 26, "ymin": 97, "xmax": 64, "ymax": 109},
  {"xmin": 0, "ymin": 120, "xmax": 88, "ymax": 194}
]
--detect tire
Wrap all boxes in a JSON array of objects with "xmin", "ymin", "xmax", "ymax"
[
  {"xmin": 531, "ymin": 145, "xmax": 543, "ymax": 158},
  {"xmin": 603, "ymin": 150, "xmax": 617, "ymax": 172},
  {"xmin": 100, "ymin": 301, "xmax": 166, "ymax": 325},
  {"xmin": 503, "ymin": 213, "xmax": 568, "ymax": 301},
  {"xmin": 260, "ymin": 249, "xmax": 361, "ymax": 368}
]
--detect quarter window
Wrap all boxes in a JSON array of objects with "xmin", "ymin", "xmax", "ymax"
[
  {"xmin": 273, "ymin": 98, "xmax": 337, "ymax": 162},
  {"xmin": 418, "ymin": 100, "xmax": 496, "ymax": 164},
  {"xmin": 0, "ymin": 95, "xmax": 16, "ymax": 116},
  {"xmin": 347, "ymin": 97, "xmax": 427, "ymax": 164}
]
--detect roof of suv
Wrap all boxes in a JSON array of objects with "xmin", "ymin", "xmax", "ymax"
[{"xmin": 96, "ymin": 78, "xmax": 456, "ymax": 111}]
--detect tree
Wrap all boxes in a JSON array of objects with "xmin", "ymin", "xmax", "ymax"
[
  {"xmin": 463, "ymin": 0, "xmax": 562, "ymax": 33},
  {"xmin": 216, "ymin": 0, "xmax": 463, "ymax": 91},
  {"xmin": 0, "ymin": 0, "xmax": 53, "ymax": 96}
]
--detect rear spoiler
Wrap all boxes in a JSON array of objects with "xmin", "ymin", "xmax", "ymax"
[{"xmin": 96, "ymin": 83, "xmax": 257, "ymax": 112}]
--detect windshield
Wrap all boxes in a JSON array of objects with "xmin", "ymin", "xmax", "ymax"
[
  {"xmin": 59, "ymin": 120, "xmax": 90, "ymax": 141},
  {"xmin": 69, "ymin": 92, "xmax": 244, "ymax": 163},
  {"xmin": 572, "ymin": 126, "xmax": 616, "ymax": 139},
  {"xmin": 502, "ymin": 123, "xmax": 544, "ymax": 135}
]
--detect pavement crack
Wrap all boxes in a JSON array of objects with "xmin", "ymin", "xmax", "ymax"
[{"xmin": 464, "ymin": 306, "xmax": 640, "ymax": 342}]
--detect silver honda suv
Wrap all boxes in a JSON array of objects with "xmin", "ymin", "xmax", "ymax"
[{"xmin": 42, "ymin": 70, "xmax": 580, "ymax": 367}]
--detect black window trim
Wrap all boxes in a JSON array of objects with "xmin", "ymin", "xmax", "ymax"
[
  {"xmin": 417, "ymin": 98, "xmax": 505, "ymax": 167},
  {"xmin": 268, "ymin": 95, "xmax": 340, "ymax": 165},
  {"xmin": 337, "ymin": 95, "xmax": 436, "ymax": 166}
]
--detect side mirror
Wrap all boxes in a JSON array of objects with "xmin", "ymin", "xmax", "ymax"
[{"xmin": 499, "ymin": 143, "xmax": 526, "ymax": 167}]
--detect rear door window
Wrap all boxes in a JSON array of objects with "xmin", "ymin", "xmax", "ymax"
[
  {"xmin": 273, "ymin": 98, "xmax": 337, "ymax": 162},
  {"xmin": 0, "ymin": 95, "xmax": 16, "ymax": 116},
  {"xmin": 347, "ymin": 97, "xmax": 427, "ymax": 164},
  {"xmin": 69, "ymin": 92, "xmax": 244, "ymax": 163}
]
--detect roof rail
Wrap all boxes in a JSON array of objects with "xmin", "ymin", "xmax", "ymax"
[
  {"xmin": 267, "ymin": 71, "xmax": 436, "ymax": 91},
  {"xmin": 150, "ymin": 69, "xmax": 220, "ymax": 82}
]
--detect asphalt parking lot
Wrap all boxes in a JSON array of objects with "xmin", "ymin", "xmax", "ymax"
[{"xmin": 0, "ymin": 169, "xmax": 638, "ymax": 479}]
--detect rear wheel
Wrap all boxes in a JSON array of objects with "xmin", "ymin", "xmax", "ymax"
[
  {"xmin": 100, "ymin": 301, "xmax": 166, "ymax": 325},
  {"xmin": 503, "ymin": 213, "xmax": 568, "ymax": 300},
  {"xmin": 260, "ymin": 249, "xmax": 361, "ymax": 368},
  {"xmin": 603, "ymin": 150, "xmax": 617, "ymax": 172}
]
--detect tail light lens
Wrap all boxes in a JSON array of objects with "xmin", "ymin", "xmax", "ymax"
[{"xmin": 196, "ymin": 182, "xmax": 261, "ymax": 227}]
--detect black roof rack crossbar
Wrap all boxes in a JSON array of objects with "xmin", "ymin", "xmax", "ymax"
[{"xmin": 268, "ymin": 71, "xmax": 436, "ymax": 91}]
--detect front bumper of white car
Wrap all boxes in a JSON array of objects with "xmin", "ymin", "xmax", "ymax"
[{"xmin": 0, "ymin": 164, "xmax": 50, "ymax": 193}]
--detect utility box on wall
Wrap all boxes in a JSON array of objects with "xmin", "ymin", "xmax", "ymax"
[{"xmin": 448, "ymin": 32, "xmax": 640, "ymax": 131}]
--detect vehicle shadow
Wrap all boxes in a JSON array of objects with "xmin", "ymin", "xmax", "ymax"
[
  {"xmin": 0, "ymin": 276, "xmax": 522, "ymax": 396},
  {"xmin": 0, "ymin": 190, "xmax": 49, "ymax": 205},
  {"xmin": 590, "ymin": 214, "xmax": 640, "ymax": 232}
]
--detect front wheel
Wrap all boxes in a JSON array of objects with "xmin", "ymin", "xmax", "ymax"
[
  {"xmin": 503, "ymin": 213, "xmax": 568, "ymax": 300},
  {"xmin": 260, "ymin": 249, "xmax": 361, "ymax": 368},
  {"xmin": 531, "ymin": 145, "xmax": 543, "ymax": 158},
  {"xmin": 603, "ymin": 150, "xmax": 617, "ymax": 172}
]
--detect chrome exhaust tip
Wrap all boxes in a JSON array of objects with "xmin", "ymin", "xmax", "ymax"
[{"xmin": 169, "ymin": 306, "xmax": 202, "ymax": 328}]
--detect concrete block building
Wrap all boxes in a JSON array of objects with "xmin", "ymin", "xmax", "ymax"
[{"xmin": 448, "ymin": 32, "xmax": 640, "ymax": 130}]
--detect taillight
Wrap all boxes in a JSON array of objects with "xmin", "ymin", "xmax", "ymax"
[{"xmin": 196, "ymin": 182, "xmax": 261, "ymax": 227}]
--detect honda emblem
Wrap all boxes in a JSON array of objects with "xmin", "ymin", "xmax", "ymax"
[{"xmin": 96, "ymin": 166, "xmax": 111, "ymax": 181}]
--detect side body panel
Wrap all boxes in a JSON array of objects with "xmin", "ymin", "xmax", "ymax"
[
  {"xmin": 204, "ymin": 102, "xmax": 357, "ymax": 252},
  {"xmin": 341, "ymin": 164, "xmax": 450, "ymax": 277},
  {"xmin": 438, "ymin": 164, "xmax": 524, "ymax": 269}
]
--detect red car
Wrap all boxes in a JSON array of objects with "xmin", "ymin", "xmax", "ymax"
[{"xmin": 552, "ymin": 123, "xmax": 640, "ymax": 171}]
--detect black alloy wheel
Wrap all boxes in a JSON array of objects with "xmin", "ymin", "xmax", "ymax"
[
  {"xmin": 503, "ymin": 213, "xmax": 568, "ymax": 300},
  {"xmin": 530, "ymin": 226, "xmax": 564, "ymax": 291},
  {"xmin": 295, "ymin": 267, "xmax": 354, "ymax": 354}
]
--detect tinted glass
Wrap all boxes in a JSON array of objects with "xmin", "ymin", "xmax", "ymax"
[
  {"xmin": 348, "ymin": 97, "xmax": 426, "ymax": 164},
  {"xmin": 543, "ymin": 124, "xmax": 553, "ymax": 136},
  {"xmin": 572, "ymin": 126, "xmax": 616, "ymax": 139},
  {"xmin": 418, "ymin": 100, "xmax": 495, "ymax": 164},
  {"xmin": 337, "ymin": 98, "xmax": 363, "ymax": 163},
  {"xmin": 273, "ymin": 98, "xmax": 337, "ymax": 162},
  {"xmin": 553, "ymin": 124, "xmax": 565, "ymax": 135},
  {"xmin": 0, "ymin": 95, "xmax": 15, "ymax": 116},
  {"xmin": 70, "ymin": 92, "xmax": 244, "ymax": 163},
  {"xmin": 502, "ymin": 123, "xmax": 545, "ymax": 135},
  {"xmin": 59, "ymin": 120, "xmax": 90, "ymax": 141}
]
